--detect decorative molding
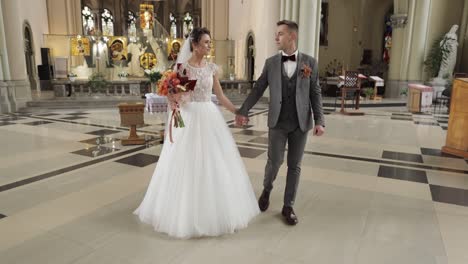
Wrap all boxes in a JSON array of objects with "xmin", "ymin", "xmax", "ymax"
[{"xmin": 390, "ymin": 13, "xmax": 408, "ymax": 28}]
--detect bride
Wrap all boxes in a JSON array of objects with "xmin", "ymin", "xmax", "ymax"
[{"xmin": 134, "ymin": 27, "xmax": 260, "ymax": 239}]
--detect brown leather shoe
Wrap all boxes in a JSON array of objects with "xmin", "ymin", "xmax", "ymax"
[
  {"xmin": 281, "ymin": 206, "xmax": 298, "ymax": 225},
  {"xmin": 258, "ymin": 189, "xmax": 270, "ymax": 212}
]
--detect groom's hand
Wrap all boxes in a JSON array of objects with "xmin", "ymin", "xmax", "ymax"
[
  {"xmin": 235, "ymin": 115, "xmax": 249, "ymax": 127},
  {"xmin": 313, "ymin": 125, "xmax": 325, "ymax": 136}
]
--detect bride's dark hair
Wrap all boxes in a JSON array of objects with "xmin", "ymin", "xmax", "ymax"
[{"xmin": 189, "ymin": 27, "xmax": 211, "ymax": 52}]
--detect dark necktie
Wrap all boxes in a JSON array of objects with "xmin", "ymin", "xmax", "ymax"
[{"xmin": 282, "ymin": 54, "xmax": 296, "ymax": 62}]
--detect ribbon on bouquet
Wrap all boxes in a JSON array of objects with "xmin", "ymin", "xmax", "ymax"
[
  {"xmin": 167, "ymin": 94, "xmax": 187, "ymax": 143},
  {"xmin": 168, "ymin": 109, "xmax": 185, "ymax": 143},
  {"xmin": 169, "ymin": 109, "xmax": 176, "ymax": 143},
  {"xmin": 168, "ymin": 100, "xmax": 185, "ymax": 143}
]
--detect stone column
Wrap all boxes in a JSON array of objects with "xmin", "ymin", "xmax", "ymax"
[
  {"xmin": 201, "ymin": 0, "xmax": 229, "ymax": 77},
  {"xmin": 0, "ymin": 0, "xmax": 31, "ymax": 113},
  {"xmin": 407, "ymin": 0, "xmax": 430, "ymax": 82},
  {"xmin": 291, "ymin": 0, "xmax": 299, "ymax": 22},
  {"xmin": 280, "ymin": 0, "xmax": 321, "ymax": 58},
  {"xmin": 282, "ymin": 0, "xmax": 292, "ymax": 20},
  {"xmin": 280, "ymin": 0, "xmax": 285, "ymax": 20},
  {"xmin": 298, "ymin": 0, "xmax": 321, "ymax": 58},
  {"xmin": 386, "ymin": 0, "xmax": 413, "ymax": 97},
  {"xmin": 0, "ymin": 9, "xmax": 12, "ymax": 113}
]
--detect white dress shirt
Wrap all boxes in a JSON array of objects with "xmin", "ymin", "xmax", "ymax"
[{"xmin": 281, "ymin": 50, "xmax": 298, "ymax": 78}]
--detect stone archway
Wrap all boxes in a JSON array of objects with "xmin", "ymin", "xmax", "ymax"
[
  {"xmin": 23, "ymin": 22, "xmax": 38, "ymax": 92},
  {"xmin": 245, "ymin": 32, "xmax": 255, "ymax": 84}
]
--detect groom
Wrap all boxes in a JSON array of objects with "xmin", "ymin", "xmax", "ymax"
[{"xmin": 236, "ymin": 20, "xmax": 325, "ymax": 225}]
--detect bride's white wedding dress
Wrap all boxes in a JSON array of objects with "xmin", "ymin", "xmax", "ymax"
[{"xmin": 134, "ymin": 62, "xmax": 260, "ymax": 238}]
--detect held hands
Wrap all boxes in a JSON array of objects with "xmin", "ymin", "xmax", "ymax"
[
  {"xmin": 235, "ymin": 114, "xmax": 249, "ymax": 127},
  {"xmin": 313, "ymin": 125, "xmax": 325, "ymax": 136}
]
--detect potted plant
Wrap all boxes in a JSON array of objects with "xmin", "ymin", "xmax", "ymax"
[
  {"xmin": 88, "ymin": 72, "xmax": 109, "ymax": 94},
  {"xmin": 400, "ymin": 87, "xmax": 408, "ymax": 97},
  {"xmin": 67, "ymin": 72, "xmax": 77, "ymax": 82},
  {"xmin": 363, "ymin": 88, "xmax": 374, "ymax": 100}
]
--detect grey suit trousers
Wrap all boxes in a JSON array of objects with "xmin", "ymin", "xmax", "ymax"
[{"xmin": 264, "ymin": 126, "xmax": 308, "ymax": 207}]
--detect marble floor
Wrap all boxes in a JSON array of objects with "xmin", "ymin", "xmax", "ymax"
[{"xmin": 0, "ymin": 103, "xmax": 467, "ymax": 264}]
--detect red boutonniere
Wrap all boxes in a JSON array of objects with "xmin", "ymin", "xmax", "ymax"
[{"xmin": 301, "ymin": 63, "xmax": 312, "ymax": 79}]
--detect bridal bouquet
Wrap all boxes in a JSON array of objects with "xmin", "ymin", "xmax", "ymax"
[{"xmin": 156, "ymin": 63, "xmax": 196, "ymax": 142}]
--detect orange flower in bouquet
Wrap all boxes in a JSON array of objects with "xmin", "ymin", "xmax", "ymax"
[{"xmin": 156, "ymin": 63, "xmax": 197, "ymax": 142}]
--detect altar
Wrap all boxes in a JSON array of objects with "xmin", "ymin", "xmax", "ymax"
[
  {"xmin": 52, "ymin": 79, "xmax": 146, "ymax": 97},
  {"xmin": 145, "ymin": 93, "xmax": 219, "ymax": 114}
]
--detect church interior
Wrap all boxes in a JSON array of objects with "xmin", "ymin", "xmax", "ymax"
[{"xmin": 0, "ymin": 0, "xmax": 468, "ymax": 263}]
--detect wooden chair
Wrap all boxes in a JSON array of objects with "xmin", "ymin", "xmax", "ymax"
[
  {"xmin": 336, "ymin": 71, "xmax": 364, "ymax": 115},
  {"xmin": 434, "ymin": 73, "xmax": 468, "ymax": 113}
]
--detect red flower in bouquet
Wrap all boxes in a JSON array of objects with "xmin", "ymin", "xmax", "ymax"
[{"xmin": 156, "ymin": 63, "xmax": 197, "ymax": 143}]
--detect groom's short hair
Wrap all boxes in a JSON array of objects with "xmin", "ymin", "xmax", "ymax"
[{"xmin": 277, "ymin": 20, "xmax": 298, "ymax": 33}]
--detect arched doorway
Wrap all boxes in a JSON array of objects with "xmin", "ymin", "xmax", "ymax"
[
  {"xmin": 246, "ymin": 33, "xmax": 255, "ymax": 85},
  {"xmin": 24, "ymin": 23, "xmax": 38, "ymax": 91}
]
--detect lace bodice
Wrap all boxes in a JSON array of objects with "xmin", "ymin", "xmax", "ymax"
[{"xmin": 181, "ymin": 62, "xmax": 217, "ymax": 102}]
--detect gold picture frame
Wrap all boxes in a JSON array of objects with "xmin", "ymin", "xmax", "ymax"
[
  {"xmin": 108, "ymin": 36, "xmax": 128, "ymax": 62},
  {"xmin": 140, "ymin": 4, "xmax": 154, "ymax": 30},
  {"xmin": 140, "ymin": 52, "xmax": 157, "ymax": 69},
  {"xmin": 70, "ymin": 36, "xmax": 90, "ymax": 56},
  {"xmin": 167, "ymin": 38, "xmax": 183, "ymax": 61}
]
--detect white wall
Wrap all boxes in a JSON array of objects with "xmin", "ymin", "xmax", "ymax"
[
  {"xmin": 229, "ymin": 0, "xmax": 280, "ymax": 79},
  {"xmin": 318, "ymin": 0, "xmax": 393, "ymax": 76},
  {"xmin": 318, "ymin": 0, "xmax": 357, "ymax": 75},
  {"xmin": 1, "ymin": 0, "xmax": 49, "ymax": 80},
  {"xmin": 21, "ymin": 0, "xmax": 49, "ymax": 67}
]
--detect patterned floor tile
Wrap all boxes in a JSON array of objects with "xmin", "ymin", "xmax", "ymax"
[
  {"xmin": 22, "ymin": 121, "xmax": 54, "ymax": 126},
  {"xmin": 378, "ymin": 165, "xmax": 428, "ymax": 184},
  {"xmin": 115, "ymin": 153, "xmax": 159, "ymax": 167},
  {"xmin": 382, "ymin": 151, "xmax": 424, "ymax": 163},
  {"xmin": 430, "ymin": 185, "xmax": 468, "ymax": 207},
  {"xmin": 86, "ymin": 129, "xmax": 121, "ymax": 136},
  {"xmin": 71, "ymin": 146, "xmax": 119, "ymax": 158}
]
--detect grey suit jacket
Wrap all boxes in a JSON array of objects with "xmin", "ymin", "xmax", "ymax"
[{"xmin": 238, "ymin": 52, "xmax": 325, "ymax": 132}]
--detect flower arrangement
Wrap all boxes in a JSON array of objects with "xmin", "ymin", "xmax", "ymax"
[
  {"xmin": 117, "ymin": 72, "xmax": 129, "ymax": 78},
  {"xmin": 144, "ymin": 68, "xmax": 162, "ymax": 83},
  {"xmin": 324, "ymin": 59, "xmax": 343, "ymax": 77},
  {"xmin": 156, "ymin": 64, "xmax": 197, "ymax": 142},
  {"xmin": 68, "ymin": 72, "xmax": 77, "ymax": 82},
  {"xmin": 144, "ymin": 68, "xmax": 162, "ymax": 93}
]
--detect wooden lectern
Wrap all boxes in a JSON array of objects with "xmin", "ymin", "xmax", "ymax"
[
  {"xmin": 442, "ymin": 78, "xmax": 468, "ymax": 158},
  {"xmin": 118, "ymin": 103, "xmax": 146, "ymax": 145}
]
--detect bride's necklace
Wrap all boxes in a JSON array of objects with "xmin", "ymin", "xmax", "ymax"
[{"xmin": 188, "ymin": 58, "xmax": 206, "ymax": 68}]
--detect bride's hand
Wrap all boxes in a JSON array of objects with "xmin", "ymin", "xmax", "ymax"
[{"xmin": 167, "ymin": 94, "xmax": 179, "ymax": 110}]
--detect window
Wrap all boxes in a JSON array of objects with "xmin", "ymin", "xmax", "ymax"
[
  {"xmin": 128, "ymin": 10, "xmax": 137, "ymax": 42},
  {"xmin": 82, "ymin": 6, "xmax": 95, "ymax": 35},
  {"xmin": 101, "ymin": 8, "xmax": 114, "ymax": 36}
]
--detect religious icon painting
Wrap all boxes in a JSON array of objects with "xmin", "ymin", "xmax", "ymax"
[
  {"xmin": 140, "ymin": 4, "xmax": 154, "ymax": 30},
  {"xmin": 108, "ymin": 36, "xmax": 128, "ymax": 62},
  {"xmin": 167, "ymin": 38, "xmax": 183, "ymax": 61},
  {"xmin": 71, "ymin": 36, "xmax": 90, "ymax": 56}
]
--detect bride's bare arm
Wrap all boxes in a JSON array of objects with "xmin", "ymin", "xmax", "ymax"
[{"xmin": 213, "ymin": 74, "xmax": 237, "ymax": 114}]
